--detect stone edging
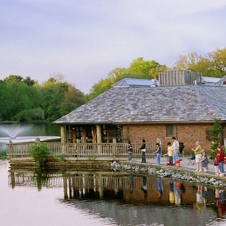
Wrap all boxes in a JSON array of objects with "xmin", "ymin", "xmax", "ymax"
[{"xmin": 111, "ymin": 161, "xmax": 226, "ymax": 188}]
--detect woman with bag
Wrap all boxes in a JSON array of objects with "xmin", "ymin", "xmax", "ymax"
[
  {"xmin": 127, "ymin": 140, "xmax": 133, "ymax": 162},
  {"xmin": 139, "ymin": 139, "xmax": 146, "ymax": 163}
]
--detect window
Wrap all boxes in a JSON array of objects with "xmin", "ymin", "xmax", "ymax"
[
  {"xmin": 166, "ymin": 125, "xmax": 174, "ymax": 138},
  {"xmin": 101, "ymin": 125, "xmax": 122, "ymax": 143},
  {"xmin": 206, "ymin": 129, "xmax": 212, "ymax": 141}
]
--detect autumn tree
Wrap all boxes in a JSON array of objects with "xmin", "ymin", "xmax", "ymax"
[{"xmin": 175, "ymin": 48, "xmax": 226, "ymax": 78}]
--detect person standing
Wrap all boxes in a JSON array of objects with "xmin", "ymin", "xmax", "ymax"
[
  {"xmin": 154, "ymin": 143, "xmax": 161, "ymax": 165},
  {"xmin": 139, "ymin": 139, "xmax": 146, "ymax": 163},
  {"xmin": 217, "ymin": 146, "xmax": 225, "ymax": 177},
  {"xmin": 214, "ymin": 157, "xmax": 220, "ymax": 176},
  {"xmin": 192, "ymin": 141, "xmax": 202, "ymax": 172},
  {"xmin": 167, "ymin": 142, "xmax": 174, "ymax": 166},
  {"xmin": 127, "ymin": 140, "xmax": 133, "ymax": 162},
  {"xmin": 201, "ymin": 149, "xmax": 208, "ymax": 173},
  {"xmin": 172, "ymin": 137, "xmax": 179, "ymax": 165}
]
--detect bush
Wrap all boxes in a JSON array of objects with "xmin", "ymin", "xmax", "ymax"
[
  {"xmin": 210, "ymin": 118, "xmax": 222, "ymax": 159},
  {"xmin": 29, "ymin": 143, "xmax": 50, "ymax": 167}
]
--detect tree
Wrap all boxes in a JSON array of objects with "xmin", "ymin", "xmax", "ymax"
[
  {"xmin": 58, "ymin": 84, "xmax": 85, "ymax": 116},
  {"xmin": 208, "ymin": 48, "xmax": 226, "ymax": 77},
  {"xmin": 175, "ymin": 48, "xmax": 226, "ymax": 78},
  {"xmin": 210, "ymin": 118, "xmax": 222, "ymax": 159},
  {"xmin": 127, "ymin": 58, "xmax": 162, "ymax": 79},
  {"xmin": 0, "ymin": 83, "xmax": 9, "ymax": 121},
  {"xmin": 40, "ymin": 77, "xmax": 85, "ymax": 121},
  {"xmin": 86, "ymin": 58, "xmax": 167, "ymax": 101},
  {"xmin": 23, "ymin": 76, "xmax": 36, "ymax": 86},
  {"xmin": 6, "ymin": 82, "xmax": 43, "ymax": 121},
  {"xmin": 4, "ymin": 75, "xmax": 23, "ymax": 84}
]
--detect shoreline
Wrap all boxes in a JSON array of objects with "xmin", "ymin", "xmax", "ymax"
[{"xmin": 7, "ymin": 155, "xmax": 226, "ymax": 188}]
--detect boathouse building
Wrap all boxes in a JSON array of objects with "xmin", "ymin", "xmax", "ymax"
[{"xmin": 53, "ymin": 71, "xmax": 226, "ymax": 154}]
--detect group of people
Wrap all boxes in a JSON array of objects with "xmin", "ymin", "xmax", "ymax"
[
  {"xmin": 192, "ymin": 141, "xmax": 225, "ymax": 176},
  {"xmin": 128, "ymin": 139, "xmax": 147, "ymax": 163},
  {"xmin": 127, "ymin": 138, "xmax": 225, "ymax": 176},
  {"xmin": 127, "ymin": 136, "xmax": 180, "ymax": 165}
]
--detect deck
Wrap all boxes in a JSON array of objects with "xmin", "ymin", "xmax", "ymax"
[{"xmin": 7, "ymin": 142, "xmax": 157, "ymax": 160}]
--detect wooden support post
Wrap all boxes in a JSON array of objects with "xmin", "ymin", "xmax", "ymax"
[
  {"xmin": 113, "ymin": 138, "xmax": 117, "ymax": 157},
  {"xmin": 92, "ymin": 127, "xmax": 97, "ymax": 143},
  {"xmin": 60, "ymin": 125, "xmax": 66, "ymax": 143},
  {"xmin": 96, "ymin": 125, "xmax": 102, "ymax": 154},
  {"xmin": 82, "ymin": 127, "xmax": 86, "ymax": 143},
  {"xmin": 96, "ymin": 125, "xmax": 102, "ymax": 143}
]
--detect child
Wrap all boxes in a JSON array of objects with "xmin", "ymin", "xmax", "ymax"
[
  {"xmin": 127, "ymin": 140, "xmax": 133, "ymax": 162},
  {"xmin": 217, "ymin": 146, "xmax": 225, "ymax": 177},
  {"xmin": 201, "ymin": 149, "xmax": 208, "ymax": 172},
  {"xmin": 154, "ymin": 143, "xmax": 162, "ymax": 165},
  {"xmin": 214, "ymin": 157, "xmax": 219, "ymax": 176},
  {"xmin": 167, "ymin": 142, "xmax": 174, "ymax": 166}
]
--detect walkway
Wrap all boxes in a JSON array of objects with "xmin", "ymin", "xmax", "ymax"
[{"xmin": 129, "ymin": 155, "xmax": 217, "ymax": 175}]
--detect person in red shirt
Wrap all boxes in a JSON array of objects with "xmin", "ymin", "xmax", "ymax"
[{"xmin": 216, "ymin": 146, "xmax": 225, "ymax": 177}]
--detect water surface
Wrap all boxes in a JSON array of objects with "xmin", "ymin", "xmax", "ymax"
[{"xmin": 1, "ymin": 161, "xmax": 226, "ymax": 226}]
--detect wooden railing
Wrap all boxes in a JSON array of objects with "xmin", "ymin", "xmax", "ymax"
[{"xmin": 7, "ymin": 142, "xmax": 156, "ymax": 158}]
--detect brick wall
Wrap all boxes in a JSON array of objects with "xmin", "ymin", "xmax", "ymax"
[{"xmin": 122, "ymin": 124, "xmax": 214, "ymax": 155}]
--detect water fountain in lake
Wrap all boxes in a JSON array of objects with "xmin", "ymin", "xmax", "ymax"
[{"xmin": 0, "ymin": 124, "xmax": 61, "ymax": 144}]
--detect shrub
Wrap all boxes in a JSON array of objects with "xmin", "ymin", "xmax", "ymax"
[
  {"xmin": 210, "ymin": 118, "xmax": 222, "ymax": 159},
  {"xmin": 29, "ymin": 143, "xmax": 50, "ymax": 167}
]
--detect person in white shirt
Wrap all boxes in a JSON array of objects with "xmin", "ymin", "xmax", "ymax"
[{"xmin": 172, "ymin": 136, "xmax": 179, "ymax": 165}]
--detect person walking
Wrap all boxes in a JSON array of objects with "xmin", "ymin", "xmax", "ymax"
[
  {"xmin": 217, "ymin": 146, "xmax": 225, "ymax": 177},
  {"xmin": 139, "ymin": 139, "xmax": 146, "ymax": 163},
  {"xmin": 154, "ymin": 143, "xmax": 161, "ymax": 165},
  {"xmin": 192, "ymin": 141, "xmax": 202, "ymax": 172},
  {"xmin": 127, "ymin": 140, "xmax": 133, "ymax": 162},
  {"xmin": 172, "ymin": 137, "xmax": 179, "ymax": 165}
]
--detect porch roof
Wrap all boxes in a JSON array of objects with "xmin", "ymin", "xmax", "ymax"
[{"xmin": 53, "ymin": 85, "xmax": 226, "ymax": 124}]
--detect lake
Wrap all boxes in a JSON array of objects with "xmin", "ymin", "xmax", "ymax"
[
  {"xmin": 0, "ymin": 123, "xmax": 60, "ymax": 152},
  {"xmin": 1, "ymin": 160, "xmax": 226, "ymax": 226}
]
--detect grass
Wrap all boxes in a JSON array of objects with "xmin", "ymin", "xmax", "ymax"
[{"xmin": 156, "ymin": 166, "xmax": 161, "ymax": 171}]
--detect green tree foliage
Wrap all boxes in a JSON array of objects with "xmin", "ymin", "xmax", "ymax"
[
  {"xmin": 4, "ymin": 75, "xmax": 36, "ymax": 86},
  {"xmin": 40, "ymin": 78, "xmax": 85, "ymax": 122},
  {"xmin": 210, "ymin": 118, "xmax": 222, "ymax": 159},
  {"xmin": 0, "ymin": 75, "xmax": 85, "ymax": 122},
  {"xmin": 4, "ymin": 75, "xmax": 23, "ymax": 84},
  {"xmin": 23, "ymin": 76, "xmax": 36, "ymax": 86},
  {"xmin": 58, "ymin": 83, "xmax": 85, "ymax": 116},
  {"xmin": 86, "ymin": 58, "xmax": 167, "ymax": 101},
  {"xmin": 175, "ymin": 48, "xmax": 226, "ymax": 78}
]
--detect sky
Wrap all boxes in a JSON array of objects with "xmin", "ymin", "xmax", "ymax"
[{"xmin": 1, "ymin": 0, "xmax": 226, "ymax": 94}]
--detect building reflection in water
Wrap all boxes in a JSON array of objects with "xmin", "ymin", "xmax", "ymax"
[{"xmin": 8, "ymin": 168, "xmax": 226, "ymax": 223}]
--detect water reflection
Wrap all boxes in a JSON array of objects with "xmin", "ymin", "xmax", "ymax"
[{"xmin": 8, "ymin": 168, "xmax": 226, "ymax": 226}]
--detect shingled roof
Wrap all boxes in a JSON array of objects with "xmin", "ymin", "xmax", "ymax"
[{"xmin": 53, "ymin": 85, "xmax": 226, "ymax": 124}]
